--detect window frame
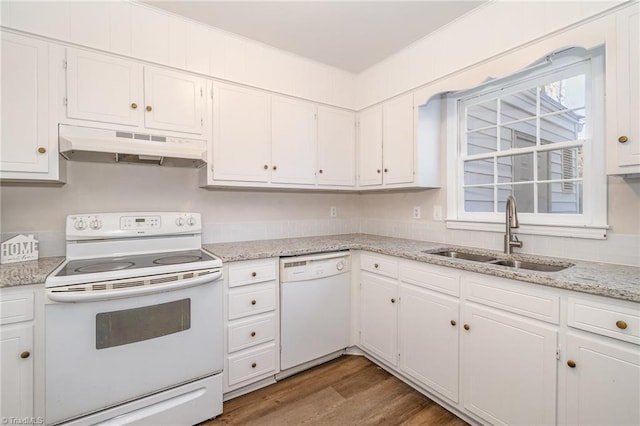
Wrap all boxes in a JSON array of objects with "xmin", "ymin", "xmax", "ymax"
[{"xmin": 445, "ymin": 47, "xmax": 608, "ymax": 239}]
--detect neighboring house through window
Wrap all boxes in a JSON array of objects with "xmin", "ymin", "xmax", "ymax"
[{"xmin": 446, "ymin": 47, "xmax": 607, "ymax": 239}]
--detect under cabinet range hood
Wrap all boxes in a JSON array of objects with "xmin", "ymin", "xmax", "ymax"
[{"xmin": 58, "ymin": 125, "xmax": 207, "ymax": 168}]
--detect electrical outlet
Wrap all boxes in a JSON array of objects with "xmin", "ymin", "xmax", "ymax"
[
  {"xmin": 330, "ymin": 206, "xmax": 337, "ymax": 217},
  {"xmin": 433, "ymin": 205, "xmax": 443, "ymax": 221},
  {"xmin": 413, "ymin": 206, "xmax": 421, "ymax": 219}
]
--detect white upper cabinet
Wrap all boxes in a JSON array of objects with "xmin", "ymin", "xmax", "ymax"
[
  {"xmin": 608, "ymin": 4, "xmax": 640, "ymax": 175},
  {"xmin": 212, "ymin": 83, "xmax": 271, "ymax": 183},
  {"xmin": 143, "ymin": 66, "xmax": 205, "ymax": 135},
  {"xmin": 271, "ymin": 97, "xmax": 317, "ymax": 185},
  {"xmin": 357, "ymin": 105, "xmax": 383, "ymax": 186},
  {"xmin": 382, "ymin": 93, "xmax": 415, "ymax": 185},
  {"xmin": 1, "ymin": 32, "xmax": 63, "ymax": 182},
  {"xmin": 65, "ymin": 48, "xmax": 207, "ymax": 136},
  {"xmin": 66, "ymin": 49, "xmax": 142, "ymax": 126},
  {"xmin": 317, "ymin": 107, "xmax": 356, "ymax": 186}
]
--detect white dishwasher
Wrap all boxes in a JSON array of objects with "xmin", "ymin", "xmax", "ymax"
[{"xmin": 280, "ymin": 251, "xmax": 351, "ymax": 373}]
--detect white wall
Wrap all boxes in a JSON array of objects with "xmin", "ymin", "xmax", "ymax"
[
  {"xmin": 0, "ymin": 162, "xmax": 362, "ymax": 256},
  {"xmin": 356, "ymin": 1, "xmax": 624, "ymax": 109}
]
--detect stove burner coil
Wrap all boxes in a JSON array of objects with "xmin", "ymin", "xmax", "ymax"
[
  {"xmin": 153, "ymin": 255, "xmax": 203, "ymax": 265},
  {"xmin": 75, "ymin": 262, "xmax": 135, "ymax": 273}
]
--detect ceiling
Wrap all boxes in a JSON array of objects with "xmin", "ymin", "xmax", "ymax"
[{"xmin": 143, "ymin": 1, "xmax": 485, "ymax": 74}]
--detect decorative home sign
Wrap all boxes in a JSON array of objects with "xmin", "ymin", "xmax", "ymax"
[{"xmin": 1, "ymin": 234, "xmax": 39, "ymax": 264}]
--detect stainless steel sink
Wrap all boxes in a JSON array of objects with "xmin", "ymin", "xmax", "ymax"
[
  {"xmin": 428, "ymin": 250, "xmax": 498, "ymax": 263},
  {"xmin": 488, "ymin": 259, "xmax": 570, "ymax": 272},
  {"xmin": 426, "ymin": 249, "xmax": 572, "ymax": 272}
]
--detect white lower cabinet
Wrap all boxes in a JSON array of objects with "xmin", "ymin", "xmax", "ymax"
[
  {"xmin": 224, "ymin": 259, "xmax": 279, "ymax": 394},
  {"xmin": 360, "ymin": 270, "xmax": 398, "ymax": 367},
  {"xmin": 564, "ymin": 332, "xmax": 640, "ymax": 425},
  {"xmin": 0, "ymin": 289, "xmax": 36, "ymax": 420},
  {"xmin": 398, "ymin": 283, "xmax": 459, "ymax": 403},
  {"xmin": 461, "ymin": 303, "xmax": 558, "ymax": 426}
]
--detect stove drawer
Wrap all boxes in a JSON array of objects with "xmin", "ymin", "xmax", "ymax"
[
  {"xmin": 227, "ymin": 343, "xmax": 276, "ymax": 387},
  {"xmin": 228, "ymin": 283, "xmax": 276, "ymax": 320},
  {"xmin": 228, "ymin": 313, "xmax": 276, "ymax": 353}
]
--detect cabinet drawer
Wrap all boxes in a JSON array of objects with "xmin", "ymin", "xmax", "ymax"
[
  {"xmin": 0, "ymin": 291, "xmax": 34, "ymax": 325},
  {"xmin": 227, "ymin": 343, "xmax": 277, "ymax": 386},
  {"xmin": 228, "ymin": 283, "xmax": 276, "ymax": 320},
  {"xmin": 568, "ymin": 297, "xmax": 640, "ymax": 345},
  {"xmin": 361, "ymin": 253, "xmax": 398, "ymax": 278},
  {"xmin": 228, "ymin": 260, "xmax": 277, "ymax": 287},
  {"xmin": 462, "ymin": 274, "xmax": 560, "ymax": 324},
  {"xmin": 400, "ymin": 261, "xmax": 460, "ymax": 297},
  {"xmin": 228, "ymin": 313, "xmax": 276, "ymax": 353}
]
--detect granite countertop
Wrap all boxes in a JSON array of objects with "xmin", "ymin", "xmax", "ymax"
[
  {"xmin": 0, "ymin": 257, "xmax": 65, "ymax": 289},
  {"xmin": 2, "ymin": 234, "xmax": 637, "ymax": 303},
  {"xmin": 204, "ymin": 234, "xmax": 640, "ymax": 303}
]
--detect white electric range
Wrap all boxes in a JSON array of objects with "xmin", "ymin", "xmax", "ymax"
[{"xmin": 45, "ymin": 212, "xmax": 223, "ymax": 426}]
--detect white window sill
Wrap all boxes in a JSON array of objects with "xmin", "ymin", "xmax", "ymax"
[{"xmin": 445, "ymin": 219, "xmax": 609, "ymax": 240}]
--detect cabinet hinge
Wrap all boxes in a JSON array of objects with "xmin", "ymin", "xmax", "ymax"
[
  {"xmin": 314, "ymin": 113, "xmax": 318, "ymax": 120},
  {"xmin": 210, "ymin": 88, "xmax": 214, "ymax": 99},
  {"xmin": 63, "ymin": 97, "xmax": 68, "ymax": 106},
  {"xmin": 556, "ymin": 346, "xmax": 561, "ymax": 360},
  {"xmin": 63, "ymin": 59, "xmax": 67, "ymax": 69},
  {"xmin": 200, "ymin": 87, "xmax": 204, "ymax": 97},
  {"xmin": 201, "ymin": 117, "xmax": 203, "ymax": 127}
]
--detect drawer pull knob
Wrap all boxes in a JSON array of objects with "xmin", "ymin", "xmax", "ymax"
[
  {"xmin": 251, "ymin": 272, "xmax": 257, "ymax": 277},
  {"xmin": 374, "ymin": 263, "xmax": 379, "ymax": 268},
  {"xmin": 146, "ymin": 105, "xmax": 152, "ymax": 111},
  {"xmin": 450, "ymin": 320, "xmax": 456, "ymax": 326},
  {"xmin": 616, "ymin": 320, "xmax": 628, "ymax": 330},
  {"xmin": 131, "ymin": 102, "xmax": 138, "ymax": 109},
  {"xmin": 251, "ymin": 331, "xmax": 256, "ymax": 337},
  {"xmin": 263, "ymin": 165, "xmax": 269, "ymax": 170},
  {"xmin": 377, "ymin": 169, "xmax": 381, "ymax": 174},
  {"xmin": 618, "ymin": 135, "xmax": 629, "ymax": 143},
  {"xmin": 251, "ymin": 362, "xmax": 257, "ymax": 368},
  {"xmin": 463, "ymin": 324, "xmax": 470, "ymax": 331},
  {"xmin": 20, "ymin": 351, "xmax": 30, "ymax": 359},
  {"xmin": 273, "ymin": 165, "xmax": 277, "ymax": 171},
  {"xmin": 391, "ymin": 298, "xmax": 396, "ymax": 304},
  {"xmin": 37, "ymin": 147, "xmax": 46, "ymax": 154},
  {"xmin": 251, "ymin": 299, "xmax": 257, "ymax": 305},
  {"xmin": 319, "ymin": 169, "xmax": 323, "ymax": 174},
  {"xmin": 384, "ymin": 168, "xmax": 388, "ymax": 173},
  {"xmin": 567, "ymin": 360, "xmax": 576, "ymax": 368}
]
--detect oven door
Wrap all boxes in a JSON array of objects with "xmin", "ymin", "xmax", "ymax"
[{"xmin": 45, "ymin": 275, "xmax": 223, "ymax": 425}]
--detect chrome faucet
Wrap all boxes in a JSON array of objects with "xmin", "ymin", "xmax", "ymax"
[{"xmin": 504, "ymin": 195, "xmax": 523, "ymax": 254}]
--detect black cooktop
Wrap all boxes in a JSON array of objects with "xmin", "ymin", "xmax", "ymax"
[{"xmin": 55, "ymin": 249, "xmax": 218, "ymax": 277}]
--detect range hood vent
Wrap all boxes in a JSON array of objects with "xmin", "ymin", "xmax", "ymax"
[{"xmin": 59, "ymin": 125, "xmax": 206, "ymax": 168}]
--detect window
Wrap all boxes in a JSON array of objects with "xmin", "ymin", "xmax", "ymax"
[{"xmin": 446, "ymin": 48, "xmax": 607, "ymax": 238}]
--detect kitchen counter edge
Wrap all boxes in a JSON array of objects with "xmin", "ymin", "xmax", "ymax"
[
  {"xmin": 204, "ymin": 234, "xmax": 640, "ymax": 303},
  {"xmin": 0, "ymin": 257, "xmax": 65, "ymax": 289}
]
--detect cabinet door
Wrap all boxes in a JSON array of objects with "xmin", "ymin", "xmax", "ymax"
[
  {"xmin": 564, "ymin": 333, "xmax": 640, "ymax": 426},
  {"xmin": 358, "ymin": 106, "xmax": 383, "ymax": 187},
  {"xmin": 317, "ymin": 107, "xmax": 355, "ymax": 186},
  {"xmin": 271, "ymin": 97, "xmax": 317, "ymax": 185},
  {"xmin": 398, "ymin": 284, "xmax": 459, "ymax": 403},
  {"xmin": 66, "ymin": 48, "xmax": 142, "ymax": 126},
  {"xmin": 1, "ymin": 33, "xmax": 50, "ymax": 174},
  {"xmin": 360, "ymin": 272, "xmax": 398, "ymax": 366},
  {"xmin": 143, "ymin": 66, "xmax": 205, "ymax": 135},
  {"xmin": 462, "ymin": 303, "xmax": 557, "ymax": 426},
  {"xmin": 212, "ymin": 84, "xmax": 271, "ymax": 183},
  {"xmin": 615, "ymin": 5, "xmax": 640, "ymax": 168},
  {"xmin": 383, "ymin": 93, "xmax": 414, "ymax": 185},
  {"xmin": 0, "ymin": 324, "xmax": 34, "ymax": 419}
]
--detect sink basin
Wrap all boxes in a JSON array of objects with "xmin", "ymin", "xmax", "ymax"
[
  {"xmin": 428, "ymin": 250, "xmax": 497, "ymax": 263},
  {"xmin": 489, "ymin": 259, "xmax": 570, "ymax": 272}
]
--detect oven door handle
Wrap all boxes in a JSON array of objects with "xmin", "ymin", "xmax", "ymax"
[{"xmin": 47, "ymin": 270, "xmax": 222, "ymax": 303}]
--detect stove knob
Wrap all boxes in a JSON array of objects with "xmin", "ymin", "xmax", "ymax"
[
  {"xmin": 175, "ymin": 217, "xmax": 185, "ymax": 227},
  {"xmin": 90, "ymin": 220, "xmax": 102, "ymax": 230},
  {"xmin": 187, "ymin": 216, "xmax": 197, "ymax": 226},
  {"xmin": 74, "ymin": 219, "xmax": 88, "ymax": 230}
]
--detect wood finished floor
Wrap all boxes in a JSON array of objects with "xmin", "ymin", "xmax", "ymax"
[{"xmin": 206, "ymin": 355, "xmax": 468, "ymax": 426}]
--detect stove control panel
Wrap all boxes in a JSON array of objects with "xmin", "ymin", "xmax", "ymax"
[{"xmin": 66, "ymin": 212, "xmax": 201, "ymax": 240}]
